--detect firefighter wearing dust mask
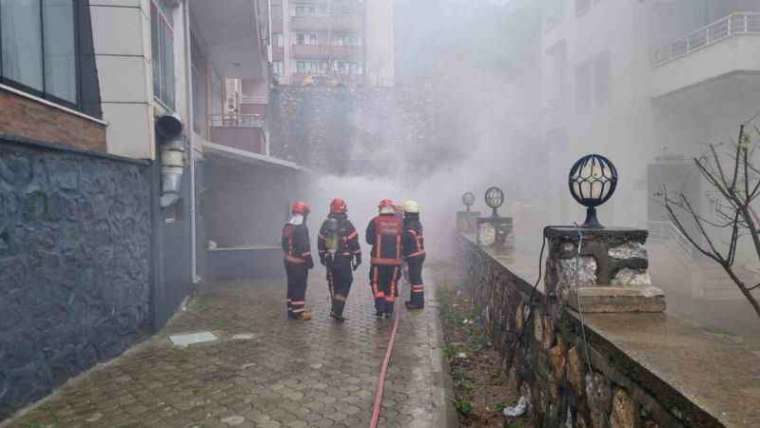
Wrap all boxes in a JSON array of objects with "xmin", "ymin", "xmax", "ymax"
[
  {"xmin": 366, "ymin": 199, "xmax": 404, "ymax": 318},
  {"xmin": 282, "ymin": 201, "xmax": 314, "ymax": 320},
  {"xmin": 402, "ymin": 200, "xmax": 426, "ymax": 310},
  {"xmin": 317, "ymin": 198, "xmax": 362, "ymax": 322}
]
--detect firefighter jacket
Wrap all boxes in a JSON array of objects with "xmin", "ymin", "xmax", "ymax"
[
  {"xmin": 318, "ymin": 214, "xmax": 361, "ymax": 261},
  {"xmin": 402, "ymin": 214, "xmax": 426, "ymax": 259},
  {"xmin": 366, "ymin": 213, "xmax": 403, "ymax": 266},
  {"xmin": 282, "ymin": 215, "xmax": 314, "ymax": 268}
]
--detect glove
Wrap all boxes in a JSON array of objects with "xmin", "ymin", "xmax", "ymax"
[
  {"xmin": 319, "ymin": 254, "xmax": 326, "ymax": 266},
  {"xmin": 352, "ymin": 254, "xmax": 362, "ymax": 271}
]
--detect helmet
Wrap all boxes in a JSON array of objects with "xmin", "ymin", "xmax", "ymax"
[
  {"xmin": 291, "ymin": 201, "xmax": 310, "ymax": 215},
  {"xmin": 378, "ymin": 199, "xmax": 395, "ymax": 214},
  {"xmin": 330, "ymin": 198, "xmax": 347, "ymax": 215},
  {"xmin": 404, "ymin": 200, "xmax": 420, "ymax": 214}
]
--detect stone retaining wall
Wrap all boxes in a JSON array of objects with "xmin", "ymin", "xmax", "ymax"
[
  {"xmin": 459, "ymin": 235, "xmax": 722, "ymax": 428},
  {"xmin": 0, "ymin": 138, "xmax": 152, "ymax": 420}
]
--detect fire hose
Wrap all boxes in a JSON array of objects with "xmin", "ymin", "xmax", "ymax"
[{"xmin": 369, "ymin": 312, "xmax": 400, "ymax": 428}]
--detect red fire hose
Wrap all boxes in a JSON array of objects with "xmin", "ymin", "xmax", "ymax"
[{"xmin": 369, "ymin": 314, "xmax": 401, "ymax": 428}]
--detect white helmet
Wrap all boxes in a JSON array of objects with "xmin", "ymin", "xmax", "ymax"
[{"xmin": 404, "ymin": 200, "xmax": 420, "ymax": 214}]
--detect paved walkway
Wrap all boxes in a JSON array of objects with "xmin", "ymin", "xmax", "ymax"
[{"xmin": 4, "ymin": 268, "xmax": 453, "ymax": 428}]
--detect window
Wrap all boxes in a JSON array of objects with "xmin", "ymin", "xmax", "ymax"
[
  {"xmin": 296, "ymin": 60, "xmax": 327, "ymax": 74},
  {"xmin": 333, "ymin": 61, "xmax": 362, "ymax": 75},
  {"xmin": 576, "ymin": 0, "xmax": 591, "ymax": 15},
  {"xmin": 272, "ymin": 61, "xmax": 284, "ymax": 75},
  {"xmin": 273, "ymin": 33, "xmax": 284, "ymax": 48},
  {"xmin": 574, "ymin": 61, "xmax": 591, "ymax": 114},
  {"xmin": 191, "ymin": 34, "xmax": 206, "ymax": 134},
  {"xmin": 593, "ymin": 52, "xmax": 610, "ymax": 107},
  {"xmin": 575, "ymin": 51, "xmax": 611, "ymax": 113},
  {"xmin": 151, "ymin": 0, "xmax": 175, "ymax": 109},
  {"xmin": 0, "ymin": 0, "xmax": 78, "ymax": 105},
  {"xmin": 296, "ymin": 33, "xmax": 318, "ymax": 45},
  {"xmin": 334, "ymin": 33, "xmax": 361, "ymax": 46}
]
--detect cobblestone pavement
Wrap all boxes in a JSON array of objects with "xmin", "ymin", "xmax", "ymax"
[{"xmin": 4, "ymin": 268, "xmax": 454, "ymax": 428}]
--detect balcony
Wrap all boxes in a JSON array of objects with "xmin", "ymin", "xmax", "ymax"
[
  {"xmin": 291, "ymin": 15, "xmax": 362, "ymax": 32},
  {"xmin": 209, "ymin": 113, "xmax": 266, "ymax": 154},
  {"xmin": 651, "ymin": 13, "xmax": 760, "ymax": 98},
  {"xmin": 291, "ymin": 44, "xmax": 361, "ymax": 60}
]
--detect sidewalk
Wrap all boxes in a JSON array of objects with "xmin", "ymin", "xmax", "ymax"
[{"xmin": 4, "ymin": 269, "xmax": 454, "ymax": 428}]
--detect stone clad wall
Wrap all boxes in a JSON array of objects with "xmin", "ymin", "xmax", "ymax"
[
  {"xmin": 0, "ymin": 138, "xmax": 152, "ymax": 419},
  {"xmin": 459, "ymin": 235, "xmax": 719, "ymax": 428}
]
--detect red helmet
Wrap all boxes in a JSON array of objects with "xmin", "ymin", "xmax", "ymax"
[
  {"xmin": 330, "ymin": 198, "xmax": 347, "ymax": 214},
  {"xmin": 378, "ymin": 199, "xmax": 395, "ymax": 214},
  {"xmin": 291, "ymin": 201, "xmax": 310, "ymax": 215}
]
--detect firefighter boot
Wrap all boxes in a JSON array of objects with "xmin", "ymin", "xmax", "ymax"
[{"xmin": 330, "ymin": 299, "xmax": 346, "ymax": 322}]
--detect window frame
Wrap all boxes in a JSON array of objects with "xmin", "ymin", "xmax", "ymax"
[
  {"xmin": 0, "ymin": 0, "xmax": 81, "ymax": 110},
  {"xmin": 151, "ymin": 0, "xmax": 176, "ymax": 111}
]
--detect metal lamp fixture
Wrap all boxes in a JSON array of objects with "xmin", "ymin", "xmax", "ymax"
[
  {"xmin": 462, "ymin": 192, "xmax": 475, "ymax": 212},
  {"xmin": 485, "ymin": 186, "xmax": 504, "ymax": 217},
  {"xmin": 477, "ymin": 186, "xmax": 512, "ymax": 248},
  {"xmin": 568, "ymin": 154, "xmax": 618, "ymax": 228}
]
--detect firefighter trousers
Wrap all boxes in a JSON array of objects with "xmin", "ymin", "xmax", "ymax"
[
  {"xmin": 326, "ymin": 255, "xmax": 353, "ymax": 317},
  {"xmin": 407, "ymin": 254, "xmax": 425, "ymax": 308},
  {"xmin": 370, "ymin": 264, "xmax": 401, "ymax": 315},
  {"xmin": 285, "ymin": 261, "xmax": 308, "ymax": 318}
]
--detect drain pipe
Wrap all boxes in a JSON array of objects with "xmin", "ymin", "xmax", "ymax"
[{"xmin": 156, "ymin": 113, "xmax": 185, "ymax": 208}]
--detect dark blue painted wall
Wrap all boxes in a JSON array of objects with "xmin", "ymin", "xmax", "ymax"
[{"xmin": 0, "ymin": 138, "xmax": 152, "ymax": 419}]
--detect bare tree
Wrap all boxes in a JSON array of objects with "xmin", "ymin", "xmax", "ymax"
[{"xmin": 663, "ymin": 124, "xmax": 760, "ymax": 319}]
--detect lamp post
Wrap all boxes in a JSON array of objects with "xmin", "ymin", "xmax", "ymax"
[
  {"xmin": 568, "ymin": 154, "xmax": 618, "ymax": 228},
  {"xmin": 476, "ymin": 186, "xmax": 513, "ymax": 250},
  {"xmin": 462, "ymin": 192, "xmax": 475, "ymax": 213},
  {"xmin": 541, "ymin": 154, "xmax": 665, "ymax": 313},
  {"xmin": 457, "ymin": 192, "xmax": 481, "ymax": 233}
]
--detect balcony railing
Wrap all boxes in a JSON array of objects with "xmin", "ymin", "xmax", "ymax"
[
  {"xmin": 291, "ymin": 15, "xmax": 362, "ymax": 31},
  {"xmin": 239, "ymin": 95, "xmax": 268, "ymax": 105},
  {"xmin": 209, "ymin": 113, "xmax": 264, "ymax": 128},
  {"xmin": 291, "ymin": 44, "xmax": 361, "ymax": 59},
  {"xmin": 654, "ymin": 12, "xmax": 760, "ymax": 66}
]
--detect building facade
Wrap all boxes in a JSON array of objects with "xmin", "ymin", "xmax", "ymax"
[
  {"xmin": 539, "ymin": 0, "xmax": 760, "ymax": 227},
  {"xmin": 268, "ymin": 0, "xmax": 394, "ymax": 87},
  {"xmin": 0, "ymin": 0, "xmax": 307, "ymax": 419}
]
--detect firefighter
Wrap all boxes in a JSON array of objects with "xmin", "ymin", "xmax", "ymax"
[
  {"xmin": 366, "ymin": 199, "xmax": 403, "ymax": 318},
  {"xmin": 282, "ymin": 201, "xmax": 314, "ymax": 320},
  {"xmin": 402, "ymin": 200, "xmax": 426, "ymax": 310},
  {"xmin": 318, "ymin": 198, "xmax": 362, "ymax": 322}
]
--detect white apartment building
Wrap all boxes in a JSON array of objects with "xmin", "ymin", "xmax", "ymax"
[
  {"xmin": 540, "ymin": 0, "xmax": 760, "ymax": 227},
  {"xmin": 268, "ymin": 0, "xmax": 394, "ymax": 87}
]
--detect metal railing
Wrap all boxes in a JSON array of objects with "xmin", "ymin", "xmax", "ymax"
[
  {"xmin": 208, "ymin": 113, "xmax": 264, "ymax": 128},
  {"xmin": 239, "ymin": 95, "xmax": 268, "ymax": 104},
  {"xmin": 654, "ymin": 12, "xmax": 760, "ymax": 66}
]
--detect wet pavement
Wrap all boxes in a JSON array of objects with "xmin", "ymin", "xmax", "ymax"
[{"xmin": 3, "ymin": 270, "xmax": 454, "ymax": 428}]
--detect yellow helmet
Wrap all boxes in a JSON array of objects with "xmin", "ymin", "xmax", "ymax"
[{"xmin": 404, "ymin": 200, "xmax": 420, "ymax": 214}]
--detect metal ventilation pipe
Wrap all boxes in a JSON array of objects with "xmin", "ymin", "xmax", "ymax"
[{"xmin": 156, "ymin": 114, "xmax": 185, "ymax": 208}]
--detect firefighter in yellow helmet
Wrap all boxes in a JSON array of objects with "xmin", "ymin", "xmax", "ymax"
[{"xmin": 402, "ymin": 200, "xmax": 426, "ymax": 310}]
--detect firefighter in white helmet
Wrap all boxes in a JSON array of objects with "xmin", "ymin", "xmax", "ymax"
[{"xmin": 402, "ymin": 200, "xmax": 426, "ymax": 310}]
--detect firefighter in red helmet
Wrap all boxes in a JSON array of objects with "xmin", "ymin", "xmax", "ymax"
[
  {"xmin": 318, "ymin": 198, "xmax": 362, "ymax": 322},
  {"xmin": 282, "ymin": 201, "xmax": 314, "ymax": 320},
  {"xmin": 366, "ymin": 199, "xmax": 403, "ymax": 318}
]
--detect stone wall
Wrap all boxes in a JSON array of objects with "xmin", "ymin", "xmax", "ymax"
[
  {"xmin": 0, "ymin": 137, "xmax": 152, "ymax": 420},
  {"xmin": 459, "ymin": 235, "xmax": 721, "ymax": 428}
]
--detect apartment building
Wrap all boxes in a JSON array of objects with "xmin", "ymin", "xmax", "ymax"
[
  {"xmin": 539, "ymin": 0, "xmax": 760, "ymax": 227},
  {"xmin": 0, "ymin": 0, "xmax": 305, "ymax": 418},
  {"xmin": 268, "ymin": 0, "xmax": 394, "ymax": 87}
]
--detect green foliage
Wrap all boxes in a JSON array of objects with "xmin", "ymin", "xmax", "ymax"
[{"xmin": 454, "ymin": 399, "xmax": 473, "ymax": 415}]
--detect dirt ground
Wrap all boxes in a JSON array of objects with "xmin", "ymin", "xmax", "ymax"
[{"xmin": 431, "ymin": 263, "xmax": 529, "ymax": 428}]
